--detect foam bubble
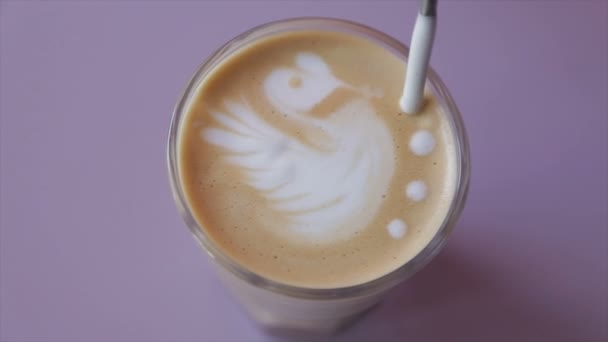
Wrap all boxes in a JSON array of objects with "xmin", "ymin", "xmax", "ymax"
[
  {"xmin": 406, "ymin": 180, "xmax": 427, "ymax": 201},
  {"xmin": 387, "ymin": 219, "xmax": 407, "ymax": 239},
  {"xmin": 409, "ymin": 130, "xmax": 435, "ymax": 156}
]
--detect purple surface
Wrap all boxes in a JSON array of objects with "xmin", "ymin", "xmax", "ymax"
[{"xmin": 1, "ymin": 1, "xmax": 606, "ymax": 341}]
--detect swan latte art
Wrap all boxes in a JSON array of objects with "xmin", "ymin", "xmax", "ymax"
[{"xmin": 178, "ymin": 31, "xmax": 458, "ymax": 288}]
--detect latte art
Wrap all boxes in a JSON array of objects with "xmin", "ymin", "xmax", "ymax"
[
  {"xmin": 202, "ymin": 53, "xmax": 395, "ymax": 243},
  {"xmin": 178, "ymin": 31, "xmax": 458, "ymax": 287}
]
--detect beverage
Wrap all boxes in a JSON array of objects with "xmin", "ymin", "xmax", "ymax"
[{"xmin": 169, "ymin": 18, "xmax": 469, "ymax": 333}]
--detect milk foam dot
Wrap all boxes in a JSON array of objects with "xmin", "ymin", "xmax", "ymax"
[
  {"xmin": 406, "ymin": 180, "xmax": 427, "ymax": 202},
  {"xmin": 410, "ymin": 130, "xmax": 436, "ymax": 155},
  {"xmin": 387, "ymin": 219, "xmax": 407, "ymax": 239}
]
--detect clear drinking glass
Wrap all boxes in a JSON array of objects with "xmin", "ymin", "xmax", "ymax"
[{"xmin": 167, "ymin": 17, "xmax": 470, "ymax": 334}]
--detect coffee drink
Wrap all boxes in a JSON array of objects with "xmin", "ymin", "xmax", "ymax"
[{"xmin": 177, "ymin": 30, "xmax": 458, "ymax": 289}]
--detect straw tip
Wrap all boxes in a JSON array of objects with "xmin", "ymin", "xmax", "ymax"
[{"xmin": 399, "ymin": 95, "xmax": 422, "ymax": 114}]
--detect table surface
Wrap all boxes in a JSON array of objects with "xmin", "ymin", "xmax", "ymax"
[{"xmin": 1, "ymin": 1, "xmax": 607, "ymax": 341}]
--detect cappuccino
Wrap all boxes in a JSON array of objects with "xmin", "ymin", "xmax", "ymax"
[{"xmin": 177, "ymin": 30, "xmax": 457, "ymax": 288}]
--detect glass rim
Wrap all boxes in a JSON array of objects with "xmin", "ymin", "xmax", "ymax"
[{"xmin": 167, "ymin": 17, "xmax": 471, "ymax": 300}]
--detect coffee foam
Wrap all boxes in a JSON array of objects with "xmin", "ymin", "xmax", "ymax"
[
  {"xmin": 178, "ymin": 31, "xmax": 458, "ymax": 288},
  {"xmin": 202, "ymin": 52, "xmax": 394, "ymax": 243}
]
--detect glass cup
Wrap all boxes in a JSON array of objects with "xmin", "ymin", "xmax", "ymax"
[{"xmin": 167, "ymin": 17, "xmax": 470, "ymax": 334}]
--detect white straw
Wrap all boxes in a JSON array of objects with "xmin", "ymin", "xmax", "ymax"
[{"xmin": 400, "ymin": 0, "xmax": 437, "ymax": 114}]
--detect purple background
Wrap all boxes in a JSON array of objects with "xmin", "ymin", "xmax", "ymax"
[{"xmin": 1, "ymin": 1, "xmax": 606, "ymax": 341}]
